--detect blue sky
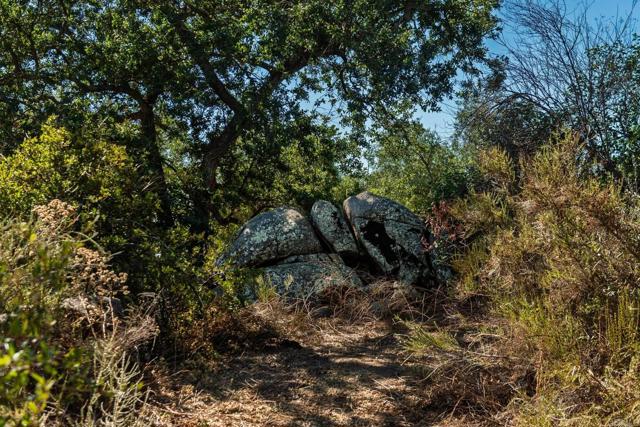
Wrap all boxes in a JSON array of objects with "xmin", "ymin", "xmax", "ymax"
[{"xmin": 419, "ymin": 0, "xmax": 640, "ymax": 140}]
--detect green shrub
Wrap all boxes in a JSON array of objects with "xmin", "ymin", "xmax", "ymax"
[
  {"xmin": 0, "ymin": 200, "xmax": 154, "ymax": 425},
  {"xmin": 0, "ymin": 118, "xmax": 165, "ymax": 295},
  {"xmin": 0, "ymin": 118, "xmax": 156, "ymax": 221},
  {"xmin": 367, "ymin": 125, "xmax": 472, "ymax": 214},
  {"xmin": 0, "ymin": 118, "xmax": 253, "ymax": 364}
]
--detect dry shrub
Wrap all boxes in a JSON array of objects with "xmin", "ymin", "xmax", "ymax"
[
  {"xmin": 449, "ymin": 135, "xmax": 640, "ymax": 424},
  {"xmin": 401, "ymin": 315, "xmax": 536, "ymax": 424},
  {"xmin": 317, "ymin": 280, "xmax": 434, "ymax": 322},
  {"xmin": 1, "ymin": 199, "xmax": 158, "ymax": 426},
  {"xmin": 32, "ymin": 199, "xmax": 78, "ymax": 233},
  {"xmin": 77, "ymin": 306, "xmax": 159, "ymax": 427},
  {"xmin": 71, "ymin": 247, "xmax": 128, "ymax": 297},
  {"xmin": 172, "ymin": 294, "xmax": 314, "ymax": 358}
]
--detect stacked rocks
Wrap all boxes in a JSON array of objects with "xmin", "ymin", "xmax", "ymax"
[
  {"xmin": 343, "ymin": 192, "xmax": 430, "ymax": 286},
  {"xmin": 217, "ymin": 192, "xmax": 435, "ymax": 298}
]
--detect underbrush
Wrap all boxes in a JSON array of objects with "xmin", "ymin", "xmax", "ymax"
[
  {"xmin": 177, "ymin": 277, "xmax": 438, "ymax": 355},
  {"xmin": 0, "ymin": 200, "xmax": 158, "ymax": 426},
  {"xmin": 424, "ymin": 135, "xmax": 640, "ymax": 425}
]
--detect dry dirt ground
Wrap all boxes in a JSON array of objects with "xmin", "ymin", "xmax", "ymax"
[
  {"xmin": 145, "ymin": 296, "xmax": 528, "ymax": 427},
  {"xmin": 149, "ymin": 321, "xmax": 436, "ymax": 426}
]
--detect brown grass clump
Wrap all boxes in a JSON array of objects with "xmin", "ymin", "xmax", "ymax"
[{"xmin": 317, "ymin": 279, "xmax": 435, "ymax": 323}]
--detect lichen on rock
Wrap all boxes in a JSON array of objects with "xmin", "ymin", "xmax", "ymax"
[
  {"xmin": 217, "ymin": 207, "xmax": 323, "ymax": 267},
  {"xmin": 343, "ymin": 191, "xmax": 433, "ymax": 285},
  {"xmin": 310, "ymin": 200, "xmax": 359, "ymax": 260}
]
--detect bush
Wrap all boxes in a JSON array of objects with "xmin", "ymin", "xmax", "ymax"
[
  {"xmin": 0, "ymin": 118, "xmax": 157, "ymax": 223},
  {"xmin": 367, "ymin": 125, "xmax": 472, "ymax": 214},
  {"xmin": 450, "ymin": 134, "xmax": 640, "ymax": 424},
  {"xmin": 0, "ymin": 118, "xmax": 257, "ymax": 365},
  {"xmin": 0, "ymin": 200, "xmax": 156, "ymax": 426}
]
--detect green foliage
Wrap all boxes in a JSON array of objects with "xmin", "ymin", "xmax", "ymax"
[
  {"xmin": 253, "ymin": 275, "xmax": 285, "ymax": 303},
  {"xmin": 461, "ymin": 134, "xmax": 640, "ymax": 313},
  {"xmin": 0, "ymin": 1, "xmax": 503, "ymax": 360},
  {"xmin": 605, "ymin": 291, "xmax": 640, "ymax": 367},
  {"xmin": 0, "ymin": 118, "xmax": 158, "ymax": 226},
  {"xmin": 403, "ymin": 323, "xmax": 460, "ymax": 353},
  {"xmin": 0, "ymin": 200, "xmax": 145, "ymax": 425},
  {"xmin": 459, "ymin": 5, "xmax": 640, "ymax": 193},
  {"xmin": 0, "ymin": 120, "xmax": 173, "ymax": 304},
  {"xmin": 0, "ymin": 0, "xmax": 500, "ymax": 226},
  {"xmin": 454, "ymin": 88, "xmax": 555, "ymax": 170},
  {"xmin": 367, "ymin": 124, "xmax": 472, "ymax": 214},
  {"xmin": 330, "ymin": 175, "xmax": 367, "ymax": 206},
  {"xmin": 451, "ymin": 135, "xmax": 640, "ymax": 423},
  {"xmin": 214, "ymin": 119, "xmax": 362, "ymax": 220},
  {"xmin": 0, "ymin": 119, "xmax": 255, "ymax": 361}
]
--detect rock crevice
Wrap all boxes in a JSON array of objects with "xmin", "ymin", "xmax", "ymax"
[{"xmin": 217, "ymin": 192, "xmax": 436, "ymax": 298}]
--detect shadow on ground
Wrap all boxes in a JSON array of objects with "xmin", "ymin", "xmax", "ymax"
[{"xmin": 146, "ymin": 306, "xmax": 529, "ymax": 427}]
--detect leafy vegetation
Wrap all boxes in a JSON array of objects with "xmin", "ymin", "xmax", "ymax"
[
  {"xmin": 2, "ymin": 0, "xmax": 640, "ymax": 425},
  {"xmin": 448, "ymin": 136, "xmax": 640, "ymax": 425},
  {"xmin": 0, "ymin": 200, "xmax": 156, "ymax": 425},
  {"xmin": 367, "ymin": 123, "xmax": 472, "ymax": 214}
]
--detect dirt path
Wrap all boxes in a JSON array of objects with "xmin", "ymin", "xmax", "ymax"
[
  {"xmin": 207, "ymin": 321, "xmax": 430, "ymax": 426},
  {"xmin": 149, "ymin": 319, "xmax": 451, "ymax": 426},
  {"xmin": 146, "ymin": 293, "xmax": 526, "ymax": 427}
]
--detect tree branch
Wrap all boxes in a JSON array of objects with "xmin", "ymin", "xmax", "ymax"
[{"xmin": 163, "ymin": 7, "xmax": 245, "ymax": 115}]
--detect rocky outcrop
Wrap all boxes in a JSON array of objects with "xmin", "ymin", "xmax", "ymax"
[
  {"xmin": 217, "ymin": 207, "xmax": 323, "ymax": 267},
  {"xmin": 218, "ymin": 192, "xmax": 435, "ymax": 299},
  {"xmin": 262, "ymin": 254, "xmax": 362, "ymax": 298},
  {"xmin": 310, "ymin": 200, "xmax": 359, "ymax": 260},
  {"xmin": 343, "ymin": 192, "xmax": 432, "ymax": 285}
]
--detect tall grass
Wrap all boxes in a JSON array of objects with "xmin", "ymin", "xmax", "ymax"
[{"xmin": 436, "ymin": 135, "xmax": 640, "ymax": 424}]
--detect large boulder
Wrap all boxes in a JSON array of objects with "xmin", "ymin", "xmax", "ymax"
[
  {"xmin": 343, "ymin": 191, "xmax": 432, "ymax": 285},
  {"xmin": 262, "ymin": 253, "xmax": 363, "ymax": 298},
  {"xmin": 217, "ymin": 207, "xmax": 323, "ymax": 267},
  {"xmin": 310, "ymin": 200, "xmax": 359, "ymax": 260}
]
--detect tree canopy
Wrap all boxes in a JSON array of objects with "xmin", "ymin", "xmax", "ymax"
[{"xmin": 0, "ymin": 0, "xmax": 499, "ymax": 229}]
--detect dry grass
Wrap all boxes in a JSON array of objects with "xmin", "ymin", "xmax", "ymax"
[
  {"xmin": 0, "ymin": 200, "xmax": 161, "ymax": 426},
  {"xmin": 136, "ymin": 281, "xmax": 534, "ymax": 427},
  {"xmin": 440, "ymin": 138, "xmax": 640, "ymax": 425},
  {"xmin": 316, "ymin": 279, "xmax": 439, "ymax": 323}
]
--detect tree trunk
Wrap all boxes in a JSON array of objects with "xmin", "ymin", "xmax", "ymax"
[
  {"xmin": 203, "ymin": 113, "xmax": 246, "ymax": 191},
  {"xmin": 140, "ymin": 103, "xmax": 174, "ymax": 227}
]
